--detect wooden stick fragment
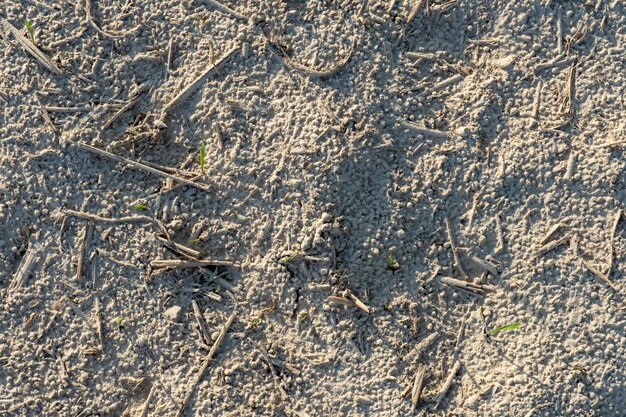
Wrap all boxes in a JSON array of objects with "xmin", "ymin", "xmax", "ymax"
[
  {"xmin": 540, "ymin": 222, "xmax": 565, "ymax": 246},
  {"xmin": 345, "ymin": 291, "xmax": 371, "ymax": 314},
  {"xmin": 0, "ymin": 17, "xmax": 61, "ymax": 74},
  {"xmin": 174, "ymin": 312, "xmax": 236, "ymax": 417},
  {"xmin": 445, "ymin": 218, "xmax": 468, "ymax": 279},
  {"xmin": 534, "ymin": 55, "xmax": 577, "ymax": 74},
  {"xmin": 440, "ymin": 276, "xmax": 492, "ymax": 296},
  {"xmin": 53, "ymin": 209, "xmax": 153, "ymax": 225},
  {"xmin": 564, "ymin": 151, "xmax": 576, "ymax": 180},
  {"xmin": 10, "ymin": 248, "xmax": 38, "ymax": 290},
  {"xmin": 402, "ymin": 120, "xmax": 449, "ymax": 139},
  {"xmin": 556, "ymin": 8, "xmax": 563, "ymax": 54},
  {"xmin": 565, "ymin": 61, "xmax": 577, "ymax": 115},
  {"xmin": 534, "ymin": 234, "xmax": 569, "ymax": 260},
  {"xmin": 138, "ymin": 385, "xmax": 156, "ymax": 417},
  {"xmin": 591, "ymin": 139, "xmax": 626, "ymax": 149},
  {"xmin": 255, "ymin": 343, "xmax": 287, "ymax": 399},
  {"xmin": 166, "ymin": 38, "xmax": 174, "ymax": 80},
  {"xmin": 531, "ymin": 81, "xmax": 543, "ymax": 120},
  {"xmin": 150, "ymin": 258, "xmax": 239, "ymax": 269},
  {"xmin": 410, "ymin": 364, "xmax": 426, "ymax": 412},
  {"xmin": 433, "ymin": 360, "xmax": 461, "ymax": 409},
  {"xmin": 84, "ymin": 0, "xmax": 139, "ymax": 39},
  {"xmin": 421, "ymin": 74, "xmax": 463, "ymax": 97},
  {"xmin": 608, "ymin": 210, "xmax": 622, "ymax": 278},
  {"xmin": 162, "ymin": 45, "xmax": 238, "ymax": 115},
  {"xmin": 196, "ymin": 0, "xmax": 249, "ymax": 22},
  {"xmin": 155, "ymin": 235, "xmax": 203, "ymax": 259},
  {"xmin": 45, "ymin": 106, "xmax": 91, "ymax": 113},
  {"xmin": 73, "ymin": 141, "xmax": 211, "ymax": 192},
  {"xmin": 326, "ymin": 295, "xmax": 356, "ymax": 308},
  {"xmin": 582, "ymin": 259, "xmax": 616, "ymax": 290},
  {"xmin": 405, "ymin": 332, "xmax": 439, "ymax": 363},
  {"xmin": 75, "ymin": 222, "xmax": 92, "ymax": 281},
  {"xmin": 94, "ymin": 297, "xmax": 104, "ymax": 352},
  {"xmin": 102, "ymin": 88, "xmax": 146, "ymax": 129},
  {"xmin": 66, "ymin": 297, "xmax": 98, "ymax": 335},
  {"xmin": 192, "ymin": 300, "xmax": 210, "ymax": 345}
]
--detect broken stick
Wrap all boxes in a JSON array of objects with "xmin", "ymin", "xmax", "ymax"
[
  {"xmin": 73, "ymin": 141, "xmax": 211, "ymax": 192},
  {"xmin": 433, "ymin": 360, "xmax": 461, "ymax": 409},
  {"xmin": 162, "ymin": 45, "xmax": 239, "ymax": 116},
  {"xmin": 174, "ymin": 312, "xmax": 236, "ymax": 417},
  {"xmin": 410, "ymin": 364, "xmax": 426, "ymax": 412},
  {"xmin": 445, "ymin": 218, "xmax": 468, "ymax": 278},
  {"xmin": 75, "ymin": 222, "xmax": 92, "ymax": 281},
  {"xmin": 0, "ymin": 17, "xmax": 61, "ymax": 74}
]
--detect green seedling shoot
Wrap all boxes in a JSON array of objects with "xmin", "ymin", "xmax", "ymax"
[
  {"xmin": 485, "ymin": 322, "xmax": 520, "ymax": 335},
  {"xmin": 24, "ymin": 19, "xmax": 35, "ymax": 44},
  {"xmin": 112, "ymin": 316, "xmax": 125, "ymax": 330},
  {"xmin": 388, "ymin": 255, "xmax": 399, "ymax": 270}
]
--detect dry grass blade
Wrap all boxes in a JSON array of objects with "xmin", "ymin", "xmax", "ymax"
[{"xmin": 0, "ymin": 17, "xmax": 61, "ymax": 74}]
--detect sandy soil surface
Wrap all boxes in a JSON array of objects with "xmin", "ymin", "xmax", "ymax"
[{"xmin": 2, "ymin": 0, "xmax": 626, "ymax": 416}]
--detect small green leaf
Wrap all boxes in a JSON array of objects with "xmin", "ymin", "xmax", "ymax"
[
  {"xmin": 134, "ymin": 204, "xmax": 147, "ymax": 210},
  {"xmin": 112, "ymin": 316, "xmax": 125, "ymax": 329},
  {"xmin": 388, "ymin": 255, "xmax": 399, "ymax": 270},
  {"xmin": 24, "ymin": 19, "xmax": 35, "ymax": 44},
  {"xmin": 570, "ymin": 365, "xmax": 587, "ymax": 374},
  {"xmin": 299, "ymin": 313, "xmax": 308, "ymax": 322},
  {"xmin": 485, "ymin": 322, "xmax": 520, "ymax": 335},
  {"xmin": 250, "ymin": 317, "xmax": 260, "ymax": 327},
  {"xmin": 199, "ymin": 140, "xmax": 206, "ymax": 173},
  {"xmin": 279, "ymin": 256, "xmax": 290, "ymax": 264}
]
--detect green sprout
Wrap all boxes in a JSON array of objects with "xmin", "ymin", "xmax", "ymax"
[
  {"xmin": 485, "ymin": 322, "xmax": 520, "ymax": 335},
  {"xmin": 388, "ymin": 255, "xmax": 399, "ymax": 270},
  {"xmin": 133, "ymin": 204, "xmax": 147, "ymax": 210},
  {"xmin": 112, "ymin": 316, "xmax": 125, "ymax": 330},
  {"xmin": 279, "ymin": 256, "xmax": 290, "ymax": 264},
  {"xmin": 199, "ymin": 139, "xmax": 206, "ymax": 173},
  {"xmin": 24, "ymin": 19, "xmax": 35, "ymax": 44},
  {"xmin": 250, "ymin": 317, "xmax": 260, "ymax": 327},
  {"xmin": 570, "ymin": 365, "xmax": 587, "ymax": 375},
  {"xmin": 299, "ymin": 312, "xmax": 309, "ymax": 322},
  {"xmin": 189, "ymin": 238, "xmax": 202, "ymax": 244}
]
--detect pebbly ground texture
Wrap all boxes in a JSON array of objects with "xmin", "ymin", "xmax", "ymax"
[{"xmin": 1, "ymin": 0, "xmax": 626, "ymax": 416}]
